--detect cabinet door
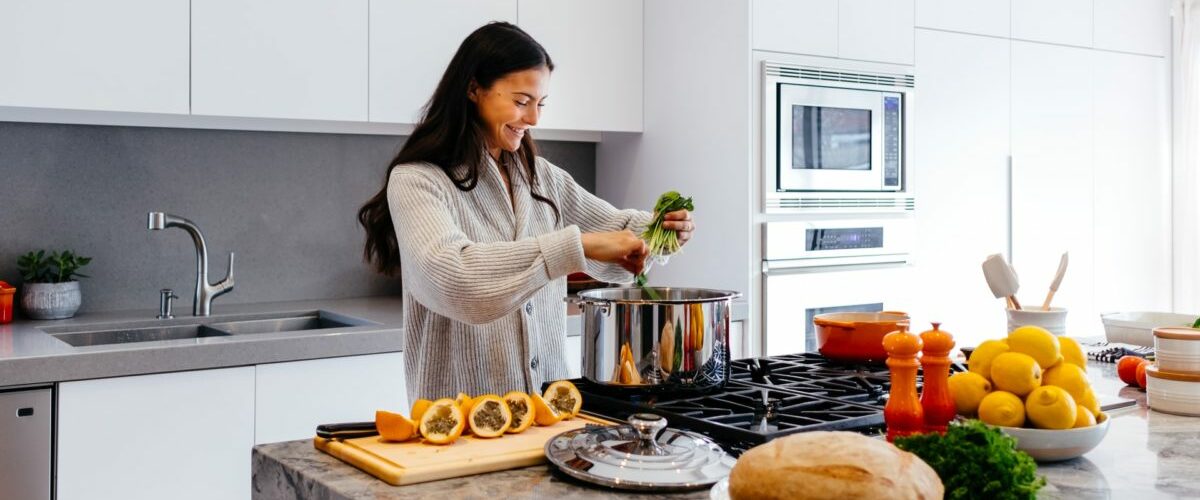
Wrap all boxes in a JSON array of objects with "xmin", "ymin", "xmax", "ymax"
[
  {"xmin": 1094, "ymin": 0, "xmax": 1170, "ymax": 57},
  {"xmin": 1011, "ymin": 0, "xmax": 1093, "ymax": 47},
  {"xmin": 370, "ymin": 0, "xmax": 517, "ymax": 124},
  {"xmin": 912, "ymin": 30, "xmax": 1010, "ymax": 346},
  {"xmin": 1011, "ymin": 41, "xmax": 1095, "ymax": 335},
  {"xmin": 915, "ymin": 0, "xmax": 1010, "ymax": 37},
  {"xmin": 565, "ymin": 335, "xmax": 582, "ymax": 379},
  {"xmin": 0, "ymin": 0, "xmax": 188, "ymax": 114},
  {"xmin": 518, "ymin": 0, "xmax": 642, "ymax": 132},
  {"xmin": 58, "ymin": 368, "xmax": 255, "ymax": 500},
  {"xmin": 752, "ymin": 0, "xmax": 838, "ymax": 58},
  {"xmin": 1093, "ymin": 51, "xmax": 1171, "ymax": 315},
  {"xmin": 839, "ymin": 0, "xmax": 915, "ymax": 65},
  {"xmin": 192, "ymin": 0, "xmax": 368, "ymax": 121},
  {"xmin": 255, "ymin": 352, "xmax": 406, "ymax": 444}
]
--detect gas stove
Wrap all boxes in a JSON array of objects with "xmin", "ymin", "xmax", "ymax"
[{"xmin": 560, "ymin": 352, "xmax": 964, "ymax": 456}]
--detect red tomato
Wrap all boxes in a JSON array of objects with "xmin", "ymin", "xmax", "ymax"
[
  {"xmin": 1136, "ymin": 362, "xmax": 1149, "ymax": 389},
  {"xmin": 1117, "ymin": 356, "xmax": 1148, "ymax": 386}
]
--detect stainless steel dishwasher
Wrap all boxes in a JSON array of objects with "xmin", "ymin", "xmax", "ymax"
[{"xmin": 0, "ymin": 387, "xmax": 52, "ymax": 500}]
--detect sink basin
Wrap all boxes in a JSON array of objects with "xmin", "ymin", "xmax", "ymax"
[
  {"xmin": 43, "ymin": 310, "xmax": 376, "ymax": 347},
  {"xmin": 51, "ymin": 324, "xmax": 230, "ymax": 347}
]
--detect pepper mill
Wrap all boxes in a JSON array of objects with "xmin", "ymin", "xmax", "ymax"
[
  {"xmin": 883, "ymin": 324, "xmax": 924, "ymax": 442},
  {"xmin": 919, "ymin": 322, "xmax": 956, "ymax": 433}
]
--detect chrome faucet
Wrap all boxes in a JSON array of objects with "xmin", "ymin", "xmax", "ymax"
[{"xmin": 147, "ymin": 212, "xmax": 235, "ymax": 316}]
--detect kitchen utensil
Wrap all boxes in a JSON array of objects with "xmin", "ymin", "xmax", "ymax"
[
  {"xmin": 545, "ymin": 413, "xmax": 735, "ymax": 491},
  {"xmin": 1146, "ymin": 365, "xmax": 1200, "ymax": 416},
  {"xmin": 1041, "ymin": 252, "xmax": 1069, "ymax": 311},
  {"xmin": 982, "ymin": 253, "xmax": 1021, "ymax": 310},
  {"xmin": 315, "ymin": 421, "xmax": 378, "ymax": 440},
  {"xmin": 1153, "ymin": 327, "xmax": 1200, "ymax": 373},
  {"xmin": 1100, "ymin": 311, "xmax": 1199, "ymax": 347},
  {"xmin": 1007, "ymin": 307, "xmax": 1068, "ymax": 336},
  {"xmin": 812, "ymin": 311, "xmax": 910, "ymax": 363},
  {"xmin": 313, "ymin": 414, "xmax": 609, "ymax": 486},
  {"xmin": 568, "ymin": 287, "xmax": 740, "ymax": 391},
  {"xmin": 999, "ymin": 415, "xmax": 1109, "ymax": 462},
  {"xmin": 882, "ymin": 325, "xmax": 923, "ymax": 441}
]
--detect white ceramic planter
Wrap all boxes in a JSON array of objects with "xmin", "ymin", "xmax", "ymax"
[{"xmin": 20, "ymin": 281, "xmax": 82, "ymax": 320}]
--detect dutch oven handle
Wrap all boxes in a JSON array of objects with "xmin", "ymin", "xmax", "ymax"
[{"xmin": 813, "ymin": 316, "xmax": 857, "ymax": 329}]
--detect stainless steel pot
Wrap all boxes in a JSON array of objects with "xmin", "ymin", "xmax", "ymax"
[{"xmin": 567, "ymin": 287, "xmax": 741, "ymax": 391}]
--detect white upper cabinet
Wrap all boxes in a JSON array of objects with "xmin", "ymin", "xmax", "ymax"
[
  {"xmin": 370, "ymin": 0, "xmax": 517, "ymax": 124},
  {"xmin": 1012, "ymin": 0, "xmax": 1093, "ymax": 47},
  {"xmin": 752, "ymin": 0, "xmax": 838, "ymax": 58},
  {"xmin": 915, "ymin": 0, "xmax": 1010, "ymax": 37},
  {"xmin": 518, "ymin": 0, "xmax": 642, "ymax": 132},
  {"xmin": 1092, "ymin": 51, "xmax": 1171, "ymax": 314},
  {"xmin": 1010, "ymin": 41, "xmax": 1096, "ymax": 335},
  {"xmin": 912, "ymin": 30, "xmax": 1010, "ymax": 344},
  {"xmin": 192, "ymin": 0, "xmax": 368, "ymax": 121},
  {"xmin": 1094, "ymin": 0, "xmax": 1171, "ymax": 56},
  {"xmin": 0, "ymin": 0, "xmax": 188, "ymax": 114},
  {"xmin": 839, "ymin": 0, "xmax": 915, "ymax": 64}
]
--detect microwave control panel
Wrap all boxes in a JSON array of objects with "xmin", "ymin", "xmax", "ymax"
[{"xmin": 883, "ymin": 95, "xmax": 901, "ymax": 188}]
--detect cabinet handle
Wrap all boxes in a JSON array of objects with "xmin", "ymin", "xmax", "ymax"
[{"xmin": 1006, "ymin": 155, "xmax": 1014, "ymax": 263}]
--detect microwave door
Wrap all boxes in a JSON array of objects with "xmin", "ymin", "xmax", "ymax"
[{"xmin": 776, "ymin": 84, "xmax": 884, "ymax": 192}]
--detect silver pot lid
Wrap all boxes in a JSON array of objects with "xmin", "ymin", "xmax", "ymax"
[{"xmin": 545, "ymin": 413, "xmax": 735, "ymax": 491}]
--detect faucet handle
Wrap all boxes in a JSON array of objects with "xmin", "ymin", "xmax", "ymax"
[
  {"xmin": 218, "ymin": 252, "xmax": 235, "ymax": 291},
  {"xmin": 158, "ymin": 289, "xmax": 178, "ymax": 319}
]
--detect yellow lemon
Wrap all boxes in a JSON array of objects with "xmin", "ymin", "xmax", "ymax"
[
  {"xmin": 968, "ymin": 339, "xmax": 1010, "ymax": 379},
  {"xmin": 1007, "ymin": 325, "xmax": 1061, "ymax": 369},
  {"xmin": 1058, "ymin": 336, "xmax": 1087, "ymax": 372},
  {"xmin": 948, "ymin": 372, "xmax": 992, "ymax": 416},
  {"xmin": 1043, "ymin": 363, "xmax": 1090, "ymax": 402},
  {"xmin": 1078, "ymin": 387, "xmax": 1101, "ymax": 416},
  {"xmin": 990, "ymin": 352, "xmax": 1043, "ymax": 397},
  {"xmin": 1073, "ymin": 404, "xmax": 1097, "ymax": 428},
  {"xmin": 978, "ymin": 391, "xmax": 1025, "ymax": 427},
  {"xmin": 1025, "ymin": 386, "xmax": 1078, "ymax": 430}
]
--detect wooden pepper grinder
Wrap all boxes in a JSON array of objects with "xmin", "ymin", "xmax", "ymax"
[
  {"xmin": 919, "ymin": 322, "xmax": 956, "ymax": 434},
  {"xmin": 883, "ymin": 324, "xmax": 924, "ymax": 442}
]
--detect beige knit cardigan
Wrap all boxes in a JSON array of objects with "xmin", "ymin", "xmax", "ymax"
[{"xmin": 387, "ymin": 155, "xmax": 652, "ymax": 401}]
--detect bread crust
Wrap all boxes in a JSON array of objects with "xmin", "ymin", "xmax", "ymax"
[{"xmin": 728, "ymin": 431, "xmax": 943, "ymax": 500}]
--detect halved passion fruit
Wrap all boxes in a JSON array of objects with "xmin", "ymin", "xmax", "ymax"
[
  {"xmin": 375, "ymin": 409, "xmax": 416, "ymax": 442},
  {"xmin": 531, "ymin": 392, "xmax": 564, "ymax": 426},
  {"xmin": 418, "ymin": 398, "xmax": 466, "ymax": 445},
  {"xmin": 543, "ymin": 380, "xmax": 583, "ymax": 419},
  {"xmin": 410, "ymin": 398, "xmax": 433, "ymax": 422},
  {"xmin": 454, "ymin": 392, "xmax": 476, "ymax": 414},
  {"xmin": 467, "ymin": 394, "xmax": 513, "ymax": 438},
  {"xmin": 503, "ymin": 391, "xmax": 536, "ymax": 434}
]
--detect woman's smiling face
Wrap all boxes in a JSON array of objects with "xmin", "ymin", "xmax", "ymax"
[{"xmin": 470, "ymin": 65, "xmax": 550, "ymax": 158}]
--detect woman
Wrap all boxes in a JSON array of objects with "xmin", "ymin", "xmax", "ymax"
[{"xmin": 358, "ymin": 22, "xmax": 694, "ymax": 400}]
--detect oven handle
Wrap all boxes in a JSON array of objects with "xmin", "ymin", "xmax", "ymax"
[{"xmin": 762, "ymin": 259, "xmax": 909, "ymax": 275}]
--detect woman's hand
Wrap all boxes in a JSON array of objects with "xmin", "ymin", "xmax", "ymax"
[
  {"xmin": 581, "ymin": 230, "xmax": 649, "ymax": 275},
  {"xmin": 661, "ymin": 209, "xmax": 694, "ymax": 247}
]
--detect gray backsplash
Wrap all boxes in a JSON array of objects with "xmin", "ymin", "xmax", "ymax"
[{"xmin": 0, "ymin": 122, "xmax": 596, "ymax": 315}]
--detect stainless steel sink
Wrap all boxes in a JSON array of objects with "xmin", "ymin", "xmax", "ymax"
[
  {"xmin": 43, "ymin": 310, "xmax": 375, "ymax": 347},
  {"xmin": 51, "ymin": 324, "xmax": 231, "ymax": 347}
]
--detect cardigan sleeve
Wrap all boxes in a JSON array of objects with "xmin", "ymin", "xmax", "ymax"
[
  {"xmin": 538, "ymin": 157, "xmax": 654, "ymax": 284},
  {"xmin": 388, "ymin": 166, "xmax": 586, "ymax": 324}
]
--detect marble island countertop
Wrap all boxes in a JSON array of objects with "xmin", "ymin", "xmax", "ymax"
[{"xmin": 252, "ymin": 361, "xmax": 1200, "ymax": 500}]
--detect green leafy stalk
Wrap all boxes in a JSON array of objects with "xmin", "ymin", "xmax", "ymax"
[
  {"xmin": 894, "ymin": 420, "xmax": 1046, "ymax": 500},
  {"xmin": 635, "ymin": 191, "xmax": 694, "ymax": 301}
]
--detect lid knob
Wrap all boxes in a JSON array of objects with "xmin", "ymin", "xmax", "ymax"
[{"xmin": 626, "ymin": 413, "xmax": 670, "ymax": 456}]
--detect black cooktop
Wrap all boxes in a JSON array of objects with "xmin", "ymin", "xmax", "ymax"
[{"xmin": 557, "ymin": 352, "xmax": 965, "ymax": 456}]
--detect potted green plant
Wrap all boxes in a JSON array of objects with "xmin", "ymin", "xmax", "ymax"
[{"xmin": 17, "ymin": 250, "xmax": 92, "ymax": 319}]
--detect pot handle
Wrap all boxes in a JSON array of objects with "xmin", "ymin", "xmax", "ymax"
[
  {"xmin": 882, "ymin": 310, "xmax": 909, "ymax": 316},
  {"xmin": 565, "ymin": 295, "xmax": 611, "ymax": 315},
  {"xmin": 815, "ymin": 319, "xmax": 858, "ymax": 329}
]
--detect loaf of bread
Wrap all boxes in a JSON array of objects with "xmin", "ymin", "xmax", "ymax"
[{"xmin": 728, "ymin": 431, "xmax": 943, "ymax": 500}]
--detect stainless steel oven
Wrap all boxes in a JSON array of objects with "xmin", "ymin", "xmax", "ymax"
[{"xmin": 763, "ymin": 62, "xmax": 914, "ymax": 205}]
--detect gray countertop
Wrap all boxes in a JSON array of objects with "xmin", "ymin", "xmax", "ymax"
[
  {"xmin": 0, "ymin": 296, "xmax": 750, "ymax": 388},
  {"xmin": 251, "ymin": 361, "xmax": 1200, "ymax": 500}
]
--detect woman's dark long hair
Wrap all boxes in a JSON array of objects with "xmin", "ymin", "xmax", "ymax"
[{"xmin": 358, "ymin": 22, "xmax": 558, "ymax": 276}]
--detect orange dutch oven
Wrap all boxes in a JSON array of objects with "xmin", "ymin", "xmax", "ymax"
[{"xmin": 812, "ymin": 311, "xmax": 910, "ymax": 363}]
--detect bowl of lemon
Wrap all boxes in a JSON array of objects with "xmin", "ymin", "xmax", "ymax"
[{"xmin": 950, "ymin": 326, "xmax": 1109, "ymax": 462}]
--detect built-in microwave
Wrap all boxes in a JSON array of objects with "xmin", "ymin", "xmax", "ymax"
[{"xmin": 763, "ymin": 62, "xmax": 913, "ymax": 203}]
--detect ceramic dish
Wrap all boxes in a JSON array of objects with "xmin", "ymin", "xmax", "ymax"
[
  {"xmin": 1100, "ymin": 311, "xmax": 1198, "ymax": 347},
  {"xmin": 1146, "ymin": 364, "xmax": 1200, "ymax": 416},
  {"xmin": 999, "ymin": 414, "xmax": 1110, "ymax": 462},
  {"xmin": 1153, "ymin": 327, "xmax": 1200, "ymax": 373},
  {"xmin": 812, "ymin": 311, "xmax": 910, "ymax": 363}
]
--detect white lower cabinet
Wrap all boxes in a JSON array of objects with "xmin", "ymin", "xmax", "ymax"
[
  {"xmin": 255, "ymin": 352, "xmax": 407, "ymax": 444},
  {"xmin": 57, "ymin": 367, "xmax": 256, "ymax": 500}
]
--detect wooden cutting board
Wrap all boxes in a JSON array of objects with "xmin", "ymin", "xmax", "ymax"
[{"xmin": 314, "ymin": 414, "xmax": 610, "ymax": 486}]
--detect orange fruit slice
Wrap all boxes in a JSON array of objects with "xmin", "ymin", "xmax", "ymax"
[
  {"xmin": 467, "ymin": 394, "xmax": 512, "ymax": 438},
  {"xmin": 418, "ymin": 398, "xmax": 466, "ymax": 445},
  {"xmin": 503, "ymin": 391, "xmax": 536, "ymax": 434},
  {"xmin": 531, "ymin": 392, "xmax": 564, "ymax": 426},
  {"xmin": 454, "ymin": 392, "xmax": 476, "ymax": 414},
  {"xmin": 410, "ymin": 398, "xmax": 433, "ymax": 422},
  {"xmin": 375, "ymin": 410, "xmax": 416, "ymax": 442},
  {"xmin": 543, "ymin": 380, "xmax": 583, "ymax": 419}
]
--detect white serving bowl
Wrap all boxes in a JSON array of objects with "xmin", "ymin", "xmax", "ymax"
[
  {"xmin": 999, "ymin": 415, "xmax": 1110, "ymax": 462},
  {"xmin": 1100, "ymin": 311, "xmax": 1197, "ymax": 347}
]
